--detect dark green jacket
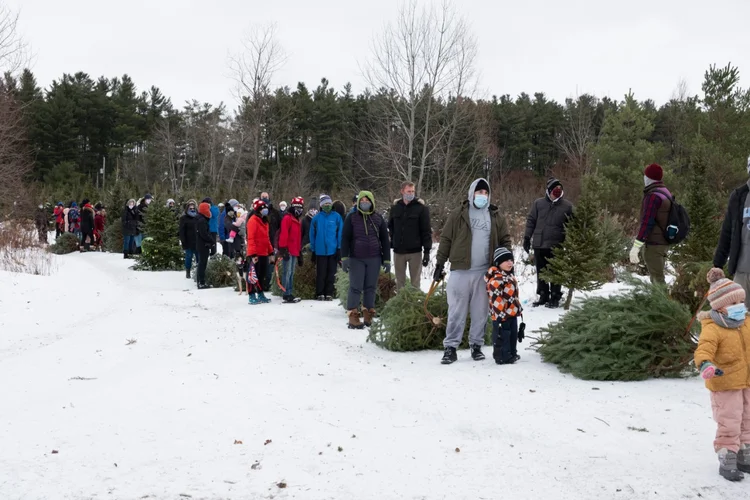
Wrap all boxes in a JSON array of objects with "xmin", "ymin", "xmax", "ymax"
[{"xmin": 436, "ymin": 201, "xmax": 511, "ymax": 270}]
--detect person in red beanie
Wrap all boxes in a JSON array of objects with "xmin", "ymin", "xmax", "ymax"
[
  {"xmin": 629, "ymin": 163, "xmax": 672, "ymax": 284},
  {"xmin": 195, "ymin": 202, "xmax": 215, "ymax": 289}
]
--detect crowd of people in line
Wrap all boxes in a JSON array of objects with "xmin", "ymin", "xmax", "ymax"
[{"xmin": 35, "ymin": 200, "xmax": 107, "ymax": 251}]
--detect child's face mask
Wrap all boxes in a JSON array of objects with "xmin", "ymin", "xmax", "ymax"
[{"xmin": 726, "ymin": 303, "xmax": 747, "ymax": 321}]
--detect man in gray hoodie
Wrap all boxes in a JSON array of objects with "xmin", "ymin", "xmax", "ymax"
[{"xmin": 434, "ymin": 178, "xmax": 512, "ymax": 364}]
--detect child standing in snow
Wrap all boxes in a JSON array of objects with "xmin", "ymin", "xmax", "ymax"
[
  {"xmin": 485, "ymin": 247, "xmax": 525, "ymax": 365},
  {"xmin": 695, "ymin": 268, "xmax": 750, "ymax": 481}
]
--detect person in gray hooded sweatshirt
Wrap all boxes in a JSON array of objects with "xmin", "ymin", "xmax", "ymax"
[{"xmin": 434, "ymin": 178, "xmax": 512, "ymax": 364}]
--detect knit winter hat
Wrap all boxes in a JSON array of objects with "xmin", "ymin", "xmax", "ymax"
[
  {"xmin": 474, "ymin": 179, "xmax": 490, "ymax": 193},
  {"xmin": 144, "ymin": 193, "xmax": 153, "ymax": 200},
  {"xmin": 644, "ymin": 164, "xmax": 663, "ymax": 181},
  {"xmin": 320, "ymin": 194, "xmax": 333, "ymax": 206},
  {"xmin": 279, "ymin": 201, "xmax": 288, "ymax": 211},
  {"xmin": 546, "ymin": 178, "xmax": 562, "ymax": 193},
  {"xmin": 291, "ymin": 196, "xmax": 304, "ymax": 209},
  {"xmin": 707, "ymin": 268, "xmax": 746, "ymax": 311},
  {"xmin": 198, "ymin": 202, "xmax": 212, "ymax": 218},
  {"xmin": 493, "ymin": 247, "xmax": 514, "ymax": 266},
  {"xmin": 228, "ymin": 199, "xmax": 239, "ymax": 209}
]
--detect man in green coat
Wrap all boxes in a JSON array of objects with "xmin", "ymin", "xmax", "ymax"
[{"xmin": 433, "ymin": 178, "xmax": 512, "ymax": 365}]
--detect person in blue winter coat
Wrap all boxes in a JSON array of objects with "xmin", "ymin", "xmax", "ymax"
[
  {"xmin": 204, "ymin": 197, "xmax": 220, "ymax": 255},
  {"xmin": 310, "ymin": 194, "xmax": 344, "ymax": 301}
]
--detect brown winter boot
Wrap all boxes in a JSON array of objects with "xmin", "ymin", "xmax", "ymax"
[
  {"xmin": 362, "ymin": 308, "xmax": 376, "ymax": 327},
  {"xmin": 348, "ymin": 309, "xmax": 363, "ymax": 330}
]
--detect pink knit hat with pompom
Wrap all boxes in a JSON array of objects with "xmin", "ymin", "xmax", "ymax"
[{"xmin": 707, "ymin": 268, "xmax": 745, "ymax": 310}]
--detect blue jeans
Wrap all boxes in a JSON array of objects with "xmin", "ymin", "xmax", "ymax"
[
  {"xmin": 185, "ymin": 249, "xmax": 197, "ymax": 270},
  {"xmin": 282, "ymin": 256, "xmax": 297, "ymax": 295},
  {"xmin": 123, "ymin": 235, "xmax": 136, "ymax": 254}
]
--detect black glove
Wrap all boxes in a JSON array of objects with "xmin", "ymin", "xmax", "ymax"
[
  {"xmin": 422, "ymin": 251, "xmax": 430, "ymax": 267},
  {"xmin": 523, "ymin": 237, "xmax": 531, "ymax": 254},
  {"xmin": 280, "ymin": 247, "xmax": 290, "ymax": 261},
  {"xmin": 518, "ymin": 322, "xmax": 526, "ymax": 343},
  {"xmin": 433, "ymin": 263, "xmax": 445, "ymax": 282},
  {"xmin": 298, "ymin": 254, "xmax": 304, "ymax": 267}
]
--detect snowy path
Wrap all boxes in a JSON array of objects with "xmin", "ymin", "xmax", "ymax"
[{"xmin": 0, "ymin": 253, "xmax": 744, "ymax": 499}]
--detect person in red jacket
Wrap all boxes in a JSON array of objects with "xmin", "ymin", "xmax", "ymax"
[
  {"xmin": 93, "ymin": 203, "xmax": 106, "ymax": 251},
  {"xmin": 278, "ymin": 196, "xmax": 305, "ymax": 303},
  {"xmin": 53, "ymin": 202, "xmax": 65, "ymax": 238},
  {"xmin": 246, "ymin": 198, "xmax": 275, "ymax": 305}
]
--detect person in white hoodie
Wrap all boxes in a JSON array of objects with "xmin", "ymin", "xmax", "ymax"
[{"xmin": 433, "ymin": 178, "xmax": 512, "ymax": 365}]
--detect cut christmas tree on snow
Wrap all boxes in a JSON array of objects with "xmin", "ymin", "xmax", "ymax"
[{"xmin": 135, "ymin": 202, "xmax": 183, "ymax": 271}]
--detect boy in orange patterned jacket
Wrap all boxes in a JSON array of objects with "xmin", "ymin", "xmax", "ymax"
[{"xmin": 485, "ymin": 247, "xmax": 524, "ymax": 365}]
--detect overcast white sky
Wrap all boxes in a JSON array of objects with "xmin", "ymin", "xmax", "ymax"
[{"xmin": 8, "ymin": 0, "xmax": 750, "ymax": 109}]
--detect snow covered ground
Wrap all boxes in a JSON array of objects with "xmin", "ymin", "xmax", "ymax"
[{"xmin": 0, "ymin": 249, "xmax": 743, "ymax": 499}]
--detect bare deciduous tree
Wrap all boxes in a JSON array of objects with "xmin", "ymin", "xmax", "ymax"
[
  {"xmin": 557, "ymin": 94, "xmax": 600, "ymax": 176},
  {"xmin": 363, "ymin": 0, "xmax": 478, "ymax": 193},
  {"xmin": 229, "ymin": 24, "xmax": 287, "ymax": 193}
]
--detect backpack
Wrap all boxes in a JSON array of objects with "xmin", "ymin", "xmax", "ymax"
[
  {"xmin": 654, "ymin": 190, "xmax": 690, "ymax": 245},
  {"xmin": 68, "ymin": 207, "xmax": 80, "ymax": 224}
]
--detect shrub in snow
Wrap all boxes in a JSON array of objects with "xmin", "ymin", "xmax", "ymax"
[
  {"xmin": 103, "ymin": 218, "xmax": 123, "ymax": 254},
  {"xmin": 335, "ymin": 269, "xmax": 396, "ymax": 310},
  {"xmin": 204, "ymin": 254, "xmax": 238, "ymax": 288},
  {"xmin": 367, "ymin": 283, "xmax": 490, "ymax": 352},
  {"xmin": 135, "ymin": 202, "xmax": 182, "ymax": 271},
  {"xmin": 49, "ymin": 233, "xmax": 79, "ymax": 255},
  {"xmin": 534, "ymin": 280, "xmax": 694, "ymax": 381},
  {"xmin": 671, "ymin": 261, "xmax": 715, "ymax": 311},
  {"xmin": 270, "ymin": 250, "xmax": 318, "ymax": 299}
]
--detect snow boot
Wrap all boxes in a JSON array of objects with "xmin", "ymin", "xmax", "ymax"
[
  {"xmin": 185, "ymin": 269, "xmax": 191, "ymax": 279},
  {"xmin": 470, "ymin": 344, "xmax": 485, "ymax": 361},
  {"xmin": 362, "ymin": 308, "xmax": 376, "ymax": 327},
  {"xmin": 738, "ymin": 444, "xmax": 750, "ymax": 473},
  {"xmin": 532, "ymin": 292, "xmax": 549, "ymax": 308},
  {"xmin": 441, "ymin": 347, "xmax": 457, "ymax": 365},
  {"xmin": 258, "ymin": 291, "xmax": 271, "ymax": 303},
  {"xmin": 546, "ymin": 294, "xmax": 562, "ymax": 309},
  {"xmin": 348, "ymin": 309, "xmax": 364, "ymax": 329},
  {"xmin": 198, "ymin": 283, "xmax": 213, "ymax": 290},
  {"xmin": 718, "ymin": 448, "xmax": 744, "ymax": 481},
  {"xmin": 248, "ymin": 293, "xmax": 260, "ymax": 305},
  {"xmin": 316, "ymin": 295, "xmax": 325, "ymax": 301},
  {"xmin": 325, "ymin": 295, "xmax": 333, "ymax": 301},
  {"xmin": 283, "ymin": 295, "xmax": 301, "ymax": 304}
]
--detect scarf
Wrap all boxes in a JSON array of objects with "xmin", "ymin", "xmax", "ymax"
[{"xmin": 710, "ymin": 310, "xmax": 745, "ymax": 329}]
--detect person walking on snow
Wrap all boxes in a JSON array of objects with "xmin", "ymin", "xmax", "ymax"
[
  {"xmin": 79, "ymin": 199, "xmax": 96, "ymax": 251},
  {"xmin": 694, "ymin": 268, "xmax": 750, "ymax": 481},
  {"xmin": 629, "ymin": 164, "xmax": 673, "ymax": 285},
  {"xmin": 195, "ymin": 202, "xmax": 214, "ymax": 289},
  {"xmin": 68, "ymin": 202, "xmax": 81, "ymax": 241},
  {"xmin": 310, "ymin": 195, "xmax": 343, "ymax": 301},
  {"xmin": 122, "ymin": 199, "xmax": 139, "ymax": 259},
  {"xmin": 341, "ymin": 191, "xmax": 391, "ymax": 329},
  {"xmin": 93, "ymin": 203, "xmax": 106, "ymax": 251},
  {"xmin": 485, "ymin": 247, "xmax": 524, "ymax": 365},
  {"xmin": 246, "ymin": 199, "xmax": 275, "ymax": 304},
  {"xmin": 54, "ymin": 202, "xmax": 64, "ymax": 238},
  {"xmin": 434, "ymin": 178, "xmax": 512, "ymax": 365},
  {"xmin": 278, "ymin": 197, "xmax": 305, "ymax": 303},
  {"xmin": 523, "ymin": 177, "xmax": 574, "ymax": 308},
  {"xmin": 388, "ymin": 181, "xmax": 432, "ymax": 291},
  {"xmin": 713, "ymin": 155, "xmax": 750, "ymax": 307},
  {"xmin": 179, "ymin": 200, "xmax": 199, "ymax": 278}
]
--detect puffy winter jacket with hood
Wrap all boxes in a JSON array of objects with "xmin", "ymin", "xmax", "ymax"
[
  {"xmin": 694, "ymin": 312, "xmax": 750, "ymax": 392},
  {"xmin": 279, "ymin": 212, "xmax": 303, "ymax": 257},
  {"xmin": 246, "ymin": 210, "xmax": 274, "ymax": 258},
  {"xmin": 80, "ymin": 203, "xmax": 96, "ymax": 233},
  {"xmin": 436, "ymin": 178, "xmax": 512, "ymax": 271},
  {"xmin": 524, "ymin": 178, "xmax": 574, "ymax": 249},
  {"xmin": 341, "ymin": 191, "xmax": 390, "ymax": 262},
  {"xmin": 310, "ymin": 210, "xmax": 343, "ymax": 257},
  {"xmin": 195, "ymin": 202, "xmax": 214, "ymax": 251},
  {"xmin": 209, "ymin": 204, "xmax": 220, "ymax": 233},
  {"xmin": 179, "ymin": 200, "xmax": 199, "ymax": 250}
]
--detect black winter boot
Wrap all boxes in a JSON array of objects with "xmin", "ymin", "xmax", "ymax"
[
  {"xmin": 441, "ymin": 347, "xmax": 457, "ymax": 365},
  {"xmin": 470, "ymin": 344, "xmax": 485, "ymax": 361},
  {"xmin": 738, "ymin": 445, "xmax": 750, "ymax": 473},
  {"xmin": 546, "ymin": 295, "xmax": 561, "ymax": 309},
  {"xmin": 186, "ymin": 269, "xmax": 191, "ymax": 279},
  {"xmin": 532, "ymin": 292, "xmax": 549, "ymax": 308}
]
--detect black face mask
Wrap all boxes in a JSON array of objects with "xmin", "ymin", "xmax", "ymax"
[{"xmin": 293, "ymin": 208, "xmax": 303, "ymax": 218}]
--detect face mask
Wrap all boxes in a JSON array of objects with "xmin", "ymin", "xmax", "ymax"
[
  {"xmin": 261, "ymin": 208, "xmax": 269, "ymax": 217},
  {"xmin": 359, "ymin": 201, "xmax": 372, "ymax": 212},
  {"xmin": 551, "ymin": 187, "xmax": 563, "ymax": 199},
  {"xmin": 309, "ymin": 209, "xmax": 318, "ymax": 216},
  {"xmin": 403, "ymin": 193, "xmax": 415, "ymax": 202},
  {"xmin": 262, "ymin": 198, "xmax": 270, "ymax": 205},
  {"xmin": 474, "ymin": 194, "xmax": 488, "ymax": 209},
  {"xmin": 146, "ymin": 199, "xmax": 152, "ymax": 205},
  {"xmin": 293, "ymin": 208, "xmax": 303, "ymax": 217},
  {"xmin": 39, "ymin": 205, "xmax": 44, "ymax": 209},
  {"xmin": 322, "ymin": 205, "xmax": 332, "ymax": 213},
  {"xmin": 726, "ymin": 304, "xmax": 747, "ymax": 321},
  {"xmin": 128, "ymin": 203, "xmax": 135, "ymax": 209},
  {"xmin": 187, "ymin": 208, "xmax": 197, "ymax": 216}
]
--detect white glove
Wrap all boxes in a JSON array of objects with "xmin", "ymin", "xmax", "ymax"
[{"xmin": 629, "ymin": 241, "xmax": 644, "ymax": 265}]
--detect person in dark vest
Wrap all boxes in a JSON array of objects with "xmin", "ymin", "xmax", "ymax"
[
  {"xmin": 523, "ymin": 178, "xmax": 574, "ymax": 308},
  {"xmin": 388, "ymin": 181, "xmax": 432, "ymax": 290},
  {"xmin": 629, "ymin": 163, "xmax": 672, "ymax": 285},
  {"xmin": 714, "ymin": 155, "xmax": 750, "ymax": 307},
  {"xmin": 341, "ymin": 191, "xmax": 390, "ymax": 329}
]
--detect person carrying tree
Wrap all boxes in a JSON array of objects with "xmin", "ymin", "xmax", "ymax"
[
  {"xmin": 523, "ymin": 177, "xmax": 574, "ymax": 308},
  {"xmin": 434, "ymin": 178, "xmax": 511, "ymax": 365},
  {"xmin": 388, "ymin": 181, "xmax": 432, "ymax": 291},
  {"xmin": 629, "ymin": 164, "xmax": 672, "ymax": 284}
]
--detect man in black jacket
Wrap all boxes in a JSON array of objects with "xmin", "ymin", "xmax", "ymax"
[
  {"xmin": 195, "ymin": 201, "xmax": 215, "ymax": 289},
  {"xmin": 179, "ymin": 199, "xmax": 199, "ymax": 279},
  {"xmin": 714, "ymin": 159, "xmax": 750, "ymax": 306},
  {"xmin": 388, "ymin": 181, "xmax": 432, "ymax": 290},
  {"xmin": 524, "ymin": 178, "xmax": 574, "ymax": 308}
]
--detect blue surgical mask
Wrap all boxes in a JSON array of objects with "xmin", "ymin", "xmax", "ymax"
[
  {"xmin": 474, "ymin": 195, "xmax": 488, "ymax": 209},
  {"xmin": 403, "ymin": 194, "xmax": 415, "ymax": 202},
  {"xmin": 726, "ymin": 304, "xmax": 747, "ymax": 321},
  {"xmin": 359, "ymin": 201, "xmax": 372, "ymax": 212},
  {"xmin": 261, "ymin": 208, "xmax": 269, "ymax": 217}
]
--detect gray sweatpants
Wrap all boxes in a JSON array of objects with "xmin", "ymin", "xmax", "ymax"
[
  {"xmin": 347, "ymin": 257, "xmax": 381, "ymax": 310},
  {"xmin": 734, "ymin": 272, "xmax": 750, "ymax": 308},
  {"xmin": 444, "ymin": 269, "xmax": 489, "ymax": 348}
]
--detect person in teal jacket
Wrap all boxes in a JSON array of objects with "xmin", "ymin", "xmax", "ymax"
[
  {"xmin": 310, "ymin": 194, "xmax": 343, "ymax": 300},
  {"xmin": 204, "ymin": 197, "xmax": 219, "ymax": 255}
]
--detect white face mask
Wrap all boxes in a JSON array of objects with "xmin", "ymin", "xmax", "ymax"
[{"xmin": 644, "ymin": 175, "xmax": 656, "ymax": 187}]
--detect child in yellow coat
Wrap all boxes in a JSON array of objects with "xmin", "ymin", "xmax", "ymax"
[{"xmin": 695, "ymin": 268, "xmax": 750, "ymax": 481}]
